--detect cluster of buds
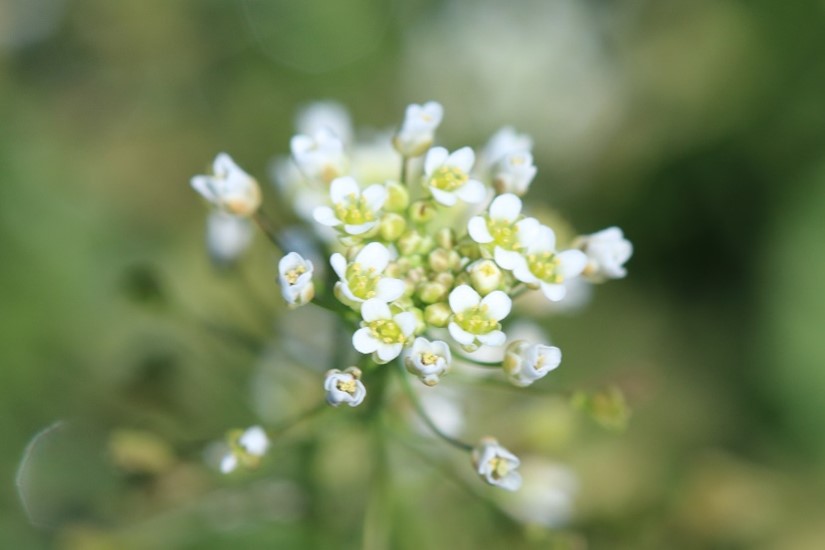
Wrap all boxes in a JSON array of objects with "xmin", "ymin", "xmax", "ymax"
[{"xmin": 190, "ymin": 101, "xmax": 632, "ymax": 491}]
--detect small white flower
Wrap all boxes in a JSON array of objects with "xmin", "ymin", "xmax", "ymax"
[
  {"xmin": 404, "ymin": 337, "xmax": 451, "ymax": 386},
  {"xmin": 393, "ymin": 101, "xmax": 443, "ymax": 157},
  {"xmin": 291, "ymin": 128, "xmax": 348, "ymax": 184},
  {"xmin": 313, "ymin": 177, "xmax": 388, "ymax": 236},
  {"xmin": 423, "ymin": 146, "xmax": 486, "ymax": 206},
  {"xmin": 220, "ymin": 425, "xmax": 270, "ymax": 474},
  {"xmin": 191, "ymin": 153, "xmax": 261, "ymax": 217},
  {"xmin": 295, "ymin": 101, "xmax": 353, "ymax": 145},
  {"xmin": 278, "ymin": 252, "xmax": 315, "ymax": 308},
  {"xmin": 206, "ymin": 210, "xmax": 254, "ymax": 265},
  {"xmin": 497, "ymin": 225, "xmax": 587, "ymax": 302},
  {"xmin": 503, "ymin": 340, "xmax": 562, "ymax": 387},
  {"xmin": 493, "ymin": 151, "xmax": 537, "ymax": 196},
  {"xmin": 330, "ymin": 242, "xmax": 405, "ymax": 308},
  {"xmin": 467, "ymin": 193, "xmax": 541, "ymax": 269},
  {"xmin": 472, "ymin": 437, "xmax": 522, "ymax": 491},
  {"xmin": 352, "ymin": 299, "xmax": 416, "ymax": 364},
  {"xmin": 578, "ymin": 227, "xmax": 633, "ymax": 281},
  {"xmin": 324, "ymin": 367, "xmax": 366, "ymax": 407},
  {"xmin": 448, "ymin": 285, "xmax": 511, "ymax": 351},
  {"xmin": 482, "ymin": 126, "xmax": 533, "ymax": 168}
]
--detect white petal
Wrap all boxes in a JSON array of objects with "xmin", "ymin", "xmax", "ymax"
[
  {"xmin": 376, "ymin": 343, "xmax": 403, "ymax": 363},
  {"xmin": 290, "ymin": 134, "xmax": 314, "ymax": 156},
  {"xmin": 558, "ymin": 249, "xmax": 587, "ymax": 279},
  {"xmin": 541, "ymin": 282, "xmax": 567, "ymax": 302},
  {"xmin": 376, "ymin": 278, "xmax": 405, "ymax": 302},
  {"xmin": 489, "ymin": 193, "xmax": 522, "ymax": 222},
  {"xmin": 515, "ymin": 218, "xmax": 541, "ymax": 248},
  {"xmin": 477, "ymin": 330, "xmax": 506, "ymax": 347},
  {"xmin": 361, "ymin": 298, "xmax": 391, "ymax": 322},
  {"xmin": 191, "ymin": 176, "xmax": 218, "ymax": 202},
  {"xmin": 220, "ymin": 454, "xmax": 238, "ymax": 474},
  {"xmin": 481, "ymin": 291, "xmax": 511, "ymax": 321},
  {"xmin": 448, "ymin": 322, "xmax": 475, "ymax": 346},
  {"xmin": 278, "ymin": 251, "xmax": 305, "ymax": 273},
  {"xmin": 344, "ymin": 221, "xmax": 377, "ymax": 235},
  {"xmin": 449, "ymin": 284, "xmax": 481, "ymax": 313},
  {"xmin": 330, "ymin": 253, "xmax": 348, "ymax": 280},
  {"xmin": 424, "ymin": 146, "xmax": 448, "ymax": 175},
  {"xmin": 494, "ymin": 247, "xmax": 524, "ymax": 271},
  {"xmin": 468, "ymin": 216, "xmax": 494, "ymax": 244},
  {"xmin": 534, "ymin": 225, "xmax": 556, "ymax": 252},
  {"xmin": 330, "ymin": 176, "xmax": 360, "ymax": 203},
  {"xmin": 394, "ymin": 312, "xmax": 417, "ymax": 337},
  {"xmin": 313, "ymin": 206, "xmax": 341, "ymax": 226},
  {"xmin": 353, "ymin": 327, "xmax": 380, "ymax": 353},
  {"xmin": 447, "ymin": 147, "xmax": 475, "ymax": 173},
  {"xmin": 357, "ymin": 242, "xmax": 390, "ymax": 272},
  {"xmin": 213, "ymin": 152, "xmax": 239, "ymax": 176},
  {"xmin": 538, "ymin": 345, "xmax": 562, "ymax": 371},
  {"xmin": 455, "ymin": 179, "xmax": 486, "ymax": 203},
  {"xmin": 430, "ymin": 186, "xmax": 457, "ymax": 206},
  {"xmin": 361, "ymin": 184, "xmax": 388, "ymax": 212},
  {"xmin": 498, "ymin": 471, "xmax": 522, "ymax": 491}
]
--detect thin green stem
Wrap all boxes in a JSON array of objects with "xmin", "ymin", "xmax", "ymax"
[
  {"xmin": 399, "ymin": 156, "xmax": 409, "ymax": 185},
  {"xmin": 394, "ymin": 362, "xmax": 473, "ymax": 452},
  {"xmin": 266, "ymin": 401, "xmax": 328, "ymax": 439},
  {"xmin": 253, "ymin": 210, "xmax": 286, "ymax": 251}
]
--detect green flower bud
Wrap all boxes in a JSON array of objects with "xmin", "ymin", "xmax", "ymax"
[
  {"xmin": 379, "ymin": 213, "xmax": 407, "ymax": 242},
  {"xmin": 469, "ymin": 259, "xmax": 504, "ymax": 295},
  {"xmin": 418, "ymin": 281, "xmax": 448, "ymax": 304},
  {"xmin": 433, "ymin": 271, "xmax": 455, "ymax": 288},
  {"xmin": 428, "ymin": 248, "xmax": 452, "ymax": 273},
  {"xmin": 424, "ymin": 303, "xmax": 452, "ymax": 328},
  {"xmin": 457, "ymin": 241, "xmax": 481, "ymax": 261},
  {"xmin": 410, "ymin": 307, "xmax": 427, "ymax": 335},
  {"xmin": 397, "ymin": 230, "xmax": 423, "ymax": 256},
  {"xmin": 409, "ymin": 200, "xmax": 437, "ymax": 224},
  {"xmin": 436, "ymin": 228, "xmax": 456, "ymax": 250},
  {"xmin": 384, "ymin": 181, "xmax": 410, "ymax": 212},
  {"xmin": 416, "ymin": 235, "xmax": 435, "ymax": 256}
]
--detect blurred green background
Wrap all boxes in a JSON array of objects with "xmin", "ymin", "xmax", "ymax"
[{"xmin": 2, "ymin": 0, "xmax": 825, "ymax": 548}]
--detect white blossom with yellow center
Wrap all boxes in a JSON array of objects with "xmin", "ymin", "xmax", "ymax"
[
  {"xmin": 577, "ymin": 226, "xmax": 633, "ymax": 282},
  {"xmin": 503, "ymin": 339, "xmax": 562, "ymax": 387},
  {"xmin": 393, "ymin": 101, "xmax": 443, "ymax": 157},
  {"xmin": 191, "ymin": 153, "xmax": 261, "ymax": 217},
  {"xmin": 493, "ymin": 151, "xmax": 537, "ymax": 196},
  {"xmin": 467, "ymin": 193, "xmax": 541, "ymax": 270},
  {"xmin": 313, "ymin": 176, "xmax": 388, "ymax": 236},
  {"xmin": 277, "ymin": 252, "xmax": 315, "ymax": 308},
  {"xmin": 472, "ymin": 437, "xmax": 522, "ymax": 491},
  {"xmin": 330, "ymin": 242, "xmax": 405, "ymax": 308},
  {"xmin": 324, "ymin": 367, "xmax": 367, "ymax": 407},
  {"xmin": 448, "ymin": 284, "xmax": 511, "ymax": 351},
  {"xmin": 423, "ymin": 146, "xmax": 486, "ymax": 206},
  {"xmin": 404, "ymin": 337, "xmax": 451, "ymax": 386},
  {"xmin": 352, "ymin": 299, "xmax": 416, "ymax": 364}
]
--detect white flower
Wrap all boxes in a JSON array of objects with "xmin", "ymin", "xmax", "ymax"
[
  {"xmin": 324, "ymin": 367, "xmax": 366, "ymax": 407},
  {"xmin": 295, "ymin": 101, "xmax": 352, "ymax": 145},
  {"xmin": 472, "ymin": 437, "xmax": 522, "ymax": 491},
  {"xmin": 578, "ymin": 227, "xmax": 633, "ymax": 281},
  {"xmin": 206, "ymin": 210, "xmax": 254, "ymax": 265},
  {"xmin": 313, "ymin": 177, "xmax": 388, "ymax": 236},
  {"xmin": 423, "ymin": 146, "xmax": 486, "ymax": 206},
  {"xmin": 330, "ymin": 242, "xmax": 405, "ymax": 308},
  {"xmin": 448, "ymin": 285, "xmax": 511, "ymax": 351},
  {"xmin": 497, "ymin": 224, "xmax": 587, "ymax": 302},
  {"xmin": 493, "ymin": 151, "xmax": 537, "ymax": 196},
  {"xmin": 352, "ymin": 299, "xmax": 416, "ymax": 364},
  {"xmin": 393, "ymin": 101, "xmax": 443, "ymax": 157},
  {"xmin": 503, "ymin": 340, "xmax": 562, "ymax": 387},
  {"xmin": 220, "ymin": 425, "xmax": 270, "ymax": 474},
  {"xmin": 482, "ymin": 126, "xmax": 533, "ymax": 168},
  {"xmin": 404, "ymin": 338, "xmax": 451, "ymax": 386},
  {"xmin": 291, "ymin": 128, "xmax": 348, "ymax": 184},
  {"xmin": 278, "ymin": 252, "xmax": 315, "ymax": 308},
  {"xmin": 467, "ymin": 193, "xmax": 541, "ymax": 269},
  {"xmin": 191, "ymin": 153, "xmax": 261, "ymax": 217}
]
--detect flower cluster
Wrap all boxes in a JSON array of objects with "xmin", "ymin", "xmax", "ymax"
[{"xmin": 190, "ymin": 101, "xmax": 633, "ymax": 492}]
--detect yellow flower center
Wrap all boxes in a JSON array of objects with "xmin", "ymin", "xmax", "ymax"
[
  {"xmin": 336, "ymin": 378, "xmax": 358, "ymax": 395},
  {"xmin": 346, "ymin": 263, "xmax": 380, "ymax": 300},
  {"xmin": 526, "ymin": 252, "xmax": 563, "ymax": 284},
  {"xmin": 334, "ymin": 193, "xmax": 376, "ymax": 226},
  {"xmin": 420, "ymin": 351, "xmax": 440, "ymax": 366},
  {"xmin": 430, "ymin": 166, "xmax": 468, "ymax": 191},
  {"xmin": 285, "ymin": 265, "xmax": 307, "ymax": 285},
  {"xmin": 368, "ymin": 319, "xmax": 406, "ymax": 345},
  {"xmin": 487, "ymin": 218, "xmax": 521, "ymax": 250},
  {"xmin": 488, "ymin": 456, "xmax": 511, "ymax": 480},
  {"xmin": 454, "ymin": 305, "xmax": 499, "ymax": 335}
]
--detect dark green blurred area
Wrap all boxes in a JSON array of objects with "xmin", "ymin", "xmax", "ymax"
[{"xmin": 2, "ymin": 0, "xmax": 825, "ymax": 548}]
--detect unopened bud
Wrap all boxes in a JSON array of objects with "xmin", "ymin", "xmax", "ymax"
[
  {"xmin": 418, "ymin": 281, "xmax": 448, "ymax": 304},
  {"xmin": 428, "ymin": 248, "xmax": 452, "ymax": 272},
  {"xmin": 379, "ymin": 213, "xmax": 407, "ymax": 242},
  {"xmin": 424, "ymin": 302, "xmax": 452, "ymax": 328},
  {"xmin": 397, "ymin": 230, "xmax": 423, "ymax": 256},
  {"xmin": 409, "ymin": 200, "xmax": 437, "ymax": 224},
  {"xmin": 469, "ymin": 259, "xmax": 503, "ymax": 295},
  {"xmin": 435, "ymin": 228, "xmax": 456, "ymax": 250},
  {"xmin": 384, "ymin": 181, "xmax": 410, "ymax": 212},
  {"xmin": 433, "ymin": 271, "xmax": 455, "ymax": 288}
]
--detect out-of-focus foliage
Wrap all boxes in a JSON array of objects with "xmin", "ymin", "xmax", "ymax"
[{"xmin": 2, "ymin": 0, "xmax": 825, "ymax": 548}]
